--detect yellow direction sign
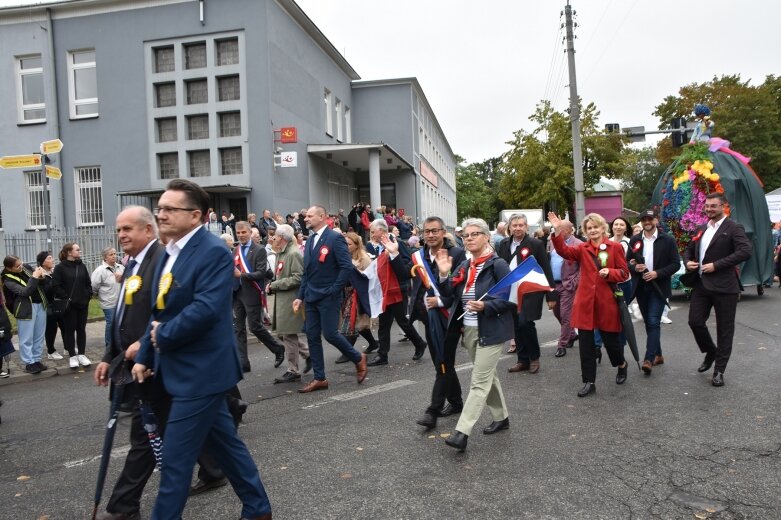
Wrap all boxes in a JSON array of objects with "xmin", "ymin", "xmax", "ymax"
[
  {"xmin": 45, "ymin": 165, "xmax": 62, "ymax": 180},
  {"xmin": 0, "ymin": 154, "xmax": 42, "ymax": 169},
  {"xmin": 40, "ymin": 139, "xmax": 63, "ymax": 154}
]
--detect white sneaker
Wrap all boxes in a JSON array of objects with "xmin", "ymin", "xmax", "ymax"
[
  {"xmin": 78, "ymin": 354, "xmax": 92, "ymax": 367},
  {"xmin": 661, "ymin": 316, "xmax": 672, "ymax": 324},
  {"xmin": 0, "ymin": 369, "xmax": 9, "ymax": 378},
  {"xmin": 69, "ymin": 356, "xmax": 79, "ymax": 368},
  {"xmin": 47, "ymin": 352, "xmax": 64, "ymax": 360}
]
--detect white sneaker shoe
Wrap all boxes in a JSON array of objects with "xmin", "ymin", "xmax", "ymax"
[
  {"xmin": 47, "ymin": 352, "xmax": 64, "ymax": 360},
  {"xmin": 660, "ymin": 316, "xmax": 672, "ymax": 324},
  {"xmin": 69, "ymin": 356, "xmax": 79, "ymax": 368},
  {"xmin": 78, "ymin": 354, "xmax": 92, "ymax": 367}
]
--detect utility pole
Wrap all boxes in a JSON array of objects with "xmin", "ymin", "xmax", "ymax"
[{"xmin": 564, "ymin": 0, "xmax": 585, "ymax": 226}]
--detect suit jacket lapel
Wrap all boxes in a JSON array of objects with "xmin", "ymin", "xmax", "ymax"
[{"xmin": 308, "ymin": 228, "xmax": 327, "ymax": 266}]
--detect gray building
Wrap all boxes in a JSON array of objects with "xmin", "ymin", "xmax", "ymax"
[{"xmin": 0, "ymin": 0, "xmax": 456, "ymax": 236}]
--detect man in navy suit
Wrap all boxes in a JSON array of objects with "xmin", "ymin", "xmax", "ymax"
[
  {"xmin": 292, "ymin": 205, "xmax": 367, "ymax": 393},
  {"xmin": 132, "ymin": 179, "xmax": 271, "ymax": 520}
]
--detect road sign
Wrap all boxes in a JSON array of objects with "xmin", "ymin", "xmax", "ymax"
[
  {"xmin": 45, "ymin": 165, "xmax": 62, "ymax": 180},
  {"xmin": 624, "ymin": 126, "xmax": 646, "ymax": 143},
  {"xmin": 40, "ymin": 139, "xmax": 63, "ymax": 154},
  {"xmin": 0, "ymin": 154, "xmax": 42, "ymax": 169}
]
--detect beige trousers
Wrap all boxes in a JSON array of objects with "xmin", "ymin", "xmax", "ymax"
[{"xmin": 280, "ymin": 333, "xmax": 309, "ymax": 374}]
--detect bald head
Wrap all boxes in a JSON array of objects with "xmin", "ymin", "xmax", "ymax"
[{"xmin": 116, "ymin": 206, "xmax": 158, "ymax": 257}]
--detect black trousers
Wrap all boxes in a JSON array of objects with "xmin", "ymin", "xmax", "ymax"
[
  {"xmin": 416, "ymin": 308, "xmax": 462, "ymax": 414},
  {"xmin": 44, "ymin": 314, "xmax": 63, "ymax": 354},
  {"xmin": 346, "ymin": 329, "xmax": 378, "ymax": 350},
  {"xmin": 233, "ymin": 299, "xmax": 283, "ymax": 371},
  {"xmin": 578, "ymin": 329, "xmax": 624, "ymax": 383},
  {"xmin": 61, "ymin": 304, "xmax": 88, "ymax": 356},
  {"xmin": 687, "ymin": 284, "xmax": 739, "ymax": 373},
  {"xmin": 514, "ymin": 317, "xmax": 541, "ymax": 363},
  {"xmin": 377, "ymin": 296, "xmax": 426, "ymax": 357}
]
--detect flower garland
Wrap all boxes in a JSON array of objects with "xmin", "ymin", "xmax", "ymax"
[{"xmin": 659, "ymin": 143, "xmax": 730, "ymax": 256}]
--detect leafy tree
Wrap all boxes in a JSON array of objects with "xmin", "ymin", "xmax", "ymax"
[
  {"xmin": 653, "ymin": 74, "xmax": 781, "ymax": 191},
  {"xmin": 618, "ymin": 146, "xmax": 665, "ymax": 212},
  {"xmin": 455, "ymin": 155, "xmax": 495, "ymax": 223}
]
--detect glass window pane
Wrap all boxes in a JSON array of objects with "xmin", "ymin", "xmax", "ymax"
[
  {"xmin": 154, "ymin": 46, "xmax": 175, "ymax": 73},
  {"xmin": 22, "ymin": 72, "xmax": 45, "ymax": 104},
  {"xmin": 220, "ymin": 147, "xmax": 242, "ymax": 175},
  {"xmin": 24, "ymin": 108, "xmax": 46, "ymax": 120},
  {"xmin": 158, "ymin": 153, "xmax": 179, "ymax": 179},
  {"xmin": 75, "ymin": 103, "xmax": 99, "ymax": 116},
  {"xmin": 185, "ymin": 42, "xmax": 207, "ymax": 69},
  {"xmin": 186, "ymin": 79, "xmax": 208, "ymax": 104},
  {"xmin": 20, "ymin": 56, "xmax": 42, "ymax": 69},
  {"xmin": 155, "ymin": 83, "xmax": 176, "ymax": 107},
  {"xmin": 187, "ymin": 114, "xmax": 209, "ymax": 139},
  {"xmin": 216, "ymin": 39, "xmax": 239, "ymax": 66},
  {"xmin": 157, "ymin": 117, "xmax": 177, "ymax": 142},
  {"xmin": 73, "ymin": 51, "xmax": 95, "ymax": 64},
  {"xmin": 189, "ymin": 150, "xmax": 210, "ymax": 177},
  {"xmin": 219, "ymin": 112, "xmax": 241, "ymax": 137},
  {"xmin": 74, "ymin": 67, "xmax": 97, "ymax": 100},
  {"xmin": 217, "ymin": 76, "xmax": 239, "ymax": 101}
]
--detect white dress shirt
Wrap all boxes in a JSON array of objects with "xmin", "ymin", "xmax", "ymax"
[
  {"xmin": 642, "ymin": 230, "xmax": 657, "ymax": 272},
  {"xmin": 699, "ymin": 215, "xmax": 727, "ymax": 269},
  {"xmin": 163, "ymin": 226, "xmax": 201, "ymax": 275}
]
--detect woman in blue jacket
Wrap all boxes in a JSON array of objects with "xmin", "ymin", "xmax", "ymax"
[{"xmin": 436, "ymin": 218, "xmax": 516, "ymax": 452}]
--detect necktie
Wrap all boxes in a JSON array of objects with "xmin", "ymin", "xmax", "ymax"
[
  {"xmin": 311, "ymin": 233, "xmax": 318, "ymax": 251},
  {"xmin": 113, "ymin": 259, "xmax": 138, "ymax": 351},
  {"xmin": 242, "ymin": 244, "xmax": 249, "ymax": 258}
]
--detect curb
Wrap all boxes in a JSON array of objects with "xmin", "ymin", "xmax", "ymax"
[{"xmin": 0, "ymin": 366, "xmax": 61, "ymax": 386}]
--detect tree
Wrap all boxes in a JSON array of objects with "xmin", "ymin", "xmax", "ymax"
[
  {"xmin": 618, "ymin": 146, "xmax": 665, "ymax": 212},
  {"xmin": 653, "ymin": 74, "xmax": 781, "ymax": 191},
  {"xmin": 455, "ymin": 156, "xmax": 494, "ymax": 224}
]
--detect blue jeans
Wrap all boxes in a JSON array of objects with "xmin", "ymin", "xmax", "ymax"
[
  {"xmin": 17, "ymin": 303, "xmax": 46, "ymax": 364},
  {"xmin": 635, "ymin": 284, "xmax": 666, "ymax": 362},
  {"xmin": 305, "ymin": 296, "xmax": 361, "ymax": 381},
  {"xmin": 102, "ymin": 308, "xmax": 115, "ymax": 348}
]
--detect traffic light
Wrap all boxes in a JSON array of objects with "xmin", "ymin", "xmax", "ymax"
[{"xmin": 671, "ymin": 117, "xmax": 687, "ymax": 147}]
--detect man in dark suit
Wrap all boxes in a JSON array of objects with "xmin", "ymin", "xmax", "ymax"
[
  {"xmin": 365, "ymin": 218, "xmax": 427, "ymax": 366},
  {"xmin": 627, "ymin": 210, "xmax": 680, "ymax": 375},
  {"xmin": 683, "ymin": 193, "xmax": 752, "ymax": 387},
  {"xmin": 497, "ymin": 213, "xmax": 556, "ymax": 374},
  {"xmin": 132, "ymin": 180, "xmax": 271, "ymax": 520},
  {"xmin": 233, "ymin": 220, "xmax": 285, "ymax": 372},
  {"xmin": 94, "ymin": 206, "xmax": 168, "ymax": 520},
  {"xmin": 292, "ymin": 205, "xmax": 367, "ymax": 393}
]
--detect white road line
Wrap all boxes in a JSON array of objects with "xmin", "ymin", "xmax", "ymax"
[
  {"xmin": 64, "ymin": 444, "xmax": 130, "ymax": 468},
  {"xmin": 302, "ymin": 379, "xmax": 417, "ymax": 409}
]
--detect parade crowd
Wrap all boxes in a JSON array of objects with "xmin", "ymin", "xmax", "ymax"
[{"xmin": 2, "ymin": 178, "xmax": 779, "ymax": 519}]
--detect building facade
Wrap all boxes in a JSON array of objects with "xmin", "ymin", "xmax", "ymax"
[{"xmin": 0, "ymin": 0, "xmax": 456, "ymax": 235}]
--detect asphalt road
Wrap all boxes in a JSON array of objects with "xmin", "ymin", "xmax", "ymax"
[{"xmin": 1, "ymin": 289, "xmax": 779, "ymax": 519}]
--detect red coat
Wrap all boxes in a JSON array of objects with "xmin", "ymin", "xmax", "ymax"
[{"xmin": 551, "ymin": 233, "xmax": 628, "ymax": 333}]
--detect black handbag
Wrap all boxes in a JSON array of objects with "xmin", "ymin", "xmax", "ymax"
[
  {"xmin": 0, "ymin": 307, "xmax": 13, "ymax": 342},
  {"xmin": 51, "ymin": 264, "xmax": 79, "ymax": 316}
]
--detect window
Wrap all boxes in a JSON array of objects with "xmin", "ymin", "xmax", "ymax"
[
  {"xmin": 187, "ymin": 114, "xmax": 209, "ymax": 139},
  {"xmin": 324, "ymin": 88, "xmax": 332, "ymax": 136},
  {"xmin": 186, "ymin": 79, "xmax": 208, "ymax": 104},
  {"xmin": 220, "ymin": 147, "xmax": 242, "ymax": 175},
  {"xmin": 217, "ymin": 75, "xmax": 239, "ymax": 101},
  {"xmin": 0, "ymin": 199, "xmax": 3, "ymax": 229},
  {"xmin": 24, "ymin": 170, "xmax": 48, "ymax": 228},
  {"xmin": 156, "ymin": 117, "xmax": 177, "ymax": 142},
  {"xmin": 154, "ymin": 46, "xmax": 175, "ymax": 73},
  {"xmin": 158, "ymin": 153, "xmax": 179, "ymax": 179},
  {"xmin": 184, "ymin": 42, "xmax": 207, "ymax": 69},
  {"xmin": 219, "ymin": 112, "xmax": 241, "ymax": 137},
  {"xmin": 68, "ymin": 50, "xmax": 98, "ymax": 118},
  {"xmin": 335, "ymin": 98, "xmax": 343, "ymax": 142},
  {"xmin": 345, "ymin": 106, "xmax": 351, "ymax": 143},
  {"xmin": 16, "ymin": 55, "xmax": 45, "ymax": 123},
  {"xmin": 188, "ymin": 150, "xmax": 210, "ymax": 177},
  {"xmin": 74, "ymin": 166, "xmax": 103, "ymax": 226},
  {"xmin": 216, "ymin": 38, "xmax": 239, "ymax": 66},
  {"xmin": 155, "ymin": 82, "xmax": 176, "ymax": 107}
]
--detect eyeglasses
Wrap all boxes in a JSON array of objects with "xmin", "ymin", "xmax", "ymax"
[
  {"xmin": 464, "ymin": 232, "xmax": 486, "ymax": 240},
  {"xmin": 704, "ymin": 203, "xmax": 723, "ymax": 209},
  {"xmin": 422, "ymin": 228, "xmax": 444, "ymax": 235},
  {"xmin": 154, "ymin": 206, "xmax": 196, "ymax": 216}
]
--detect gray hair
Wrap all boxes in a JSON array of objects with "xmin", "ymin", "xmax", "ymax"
[
  {"xmin": 119, "ymin": 205, "xmax": 158, "ymax": 237},
  {"xmin": 370, "ymin": 218, "xmax": 388, "ymax": 231},
  {"xmin": 461, "ymin": 218, "xmax": 490, "ymax": 236},
  {"xmin": 276, "ymin": 224, "xmax": 295, "ymax": 242},
  {"xmin": 101, "ymin": 246, "xmax": 116, "ymax": 259},
  {"xmin": 507, "ymin": 213, "xmax": 527, "ymax": 226},
  {"xmin": 235, "ymin": 221, "xmax": 251, "ymax": 231},
  {"xmin": 219, "ymin": 233, "xmax": 235, "ymax": 249}
]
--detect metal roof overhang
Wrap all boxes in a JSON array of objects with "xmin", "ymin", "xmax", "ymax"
[
  {"xmin": 307, "ymin": 143, "xmax": 414, "ymax": 173},
  {"xmin": 117, "ymin": 184, "xmax": 252, "ymax": 197}
]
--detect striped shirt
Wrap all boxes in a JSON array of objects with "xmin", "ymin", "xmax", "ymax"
[{"xmin": 462, "ymin": 262, "xmax": 486, "ymax": 327}]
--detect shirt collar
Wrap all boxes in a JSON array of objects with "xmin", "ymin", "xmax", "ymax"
[
  {"xmin": 709, "ymin": 215, "xmax": 727, "ymax": 229},
  {"xmin": 166, "ymin": 226, "xmax": 200, "ymax": 257},
  {"xmin": 643, "ymin": 230, "xmax": 658, "ymax": 241},
  {"xmin": 130, "ymin": 239, "xmax": 157, "ymax": 270}
]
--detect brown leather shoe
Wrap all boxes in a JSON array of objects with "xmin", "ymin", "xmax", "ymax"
[
  {"xmin": 529, "ymin": 359, "xmax": 540, "ymax": 374},
  {"xmin": 653, "ymin": 355, "xmax": 665, "ymax": 366},
  {"xmin": 508, "ymin": 362, "xmax": 528, "ymax": 373},
  {"xmin": 642, "ymin": 360, "xmax": 652, "ymax": 374},
  {"xmin": 240, "ymin": 513, "xmax": 272, "ymax": 520},
  {"xmin": 356, "ymin": 353, "xmax": 368, "ymax": 383},
  {"xmin": 298, "ymin": 379, "xmax": 328, "ymax": 393}
]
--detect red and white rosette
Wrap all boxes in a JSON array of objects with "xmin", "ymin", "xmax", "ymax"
[
  {"xmin": 520, "ymin": 247, "xmax": 530, "ymax": 259},
  {"xmin": 318, "ymin": 246, "xmax": 330, "ymax": 262}
]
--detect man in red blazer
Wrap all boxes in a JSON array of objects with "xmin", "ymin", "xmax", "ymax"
[{"xmin": 683, "ymin": 193, "xmax": 752, "ymax": 387}]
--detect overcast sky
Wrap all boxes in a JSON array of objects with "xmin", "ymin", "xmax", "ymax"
[{"xmin": 3, "ymin": 0, "xmax": 779, "ymax": 164}]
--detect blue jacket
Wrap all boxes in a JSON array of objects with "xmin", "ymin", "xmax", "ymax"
[
  {"xmin": 297, "ymin": 226, "xmax": 353, "ymax": 303},
  {"xmin": 137, "ymin": 227, "xmax": 241, "ymax": 398}
]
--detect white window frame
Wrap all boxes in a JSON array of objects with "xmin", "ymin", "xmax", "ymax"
[
  {"xmin": 74, "ymin": 166, "xmax": 104, "ymax": 226},
  {"xmin": 16, "ymin": 55, "xmax": 46, "ymax": 124},
  {"xmin": 67, "ymin": 49, "xmax": 98, "ymax": 119},
  {"xmin": 335, "ymin": 98, "xmax": 343, "ymax": 142},
  {"xmin": 24, "ymin": 170, "xmax": 48, "ymax": 229},
  {"xmin": 344, "ymin": 106, "xmax": 351, "ymax": 143},
  {"xmin": 324, "ymin": 88, "xmax": 332, "ymax": 136}
]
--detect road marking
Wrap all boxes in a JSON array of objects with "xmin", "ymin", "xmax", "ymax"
[
  {"xmin": 64, "ymin": 444, "xmax": 130, "ymax": 468},
  {"xmin": 302, "ymin": 379, "xmax": 417, "ymax": 409}
]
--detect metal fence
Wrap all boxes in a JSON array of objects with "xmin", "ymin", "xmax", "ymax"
[{"xmin": 0, "ymin": 226, "xmax": 118, "ymax": 273}]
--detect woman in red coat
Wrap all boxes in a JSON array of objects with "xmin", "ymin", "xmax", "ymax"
[{"xmin": 548, "ymin": 212, "xmax": 630, "ymax": 397}]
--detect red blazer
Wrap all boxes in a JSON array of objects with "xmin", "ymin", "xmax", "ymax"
[{"xmin": 551, "ymin": 233, "xmax": 628, "ymax": 333}]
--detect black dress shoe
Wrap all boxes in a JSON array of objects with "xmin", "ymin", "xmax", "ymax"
[
  {"xmin": 274, "ymin": 352, "xmax": 284, "ymax": 368},
  {"xmin": 698, "ymin": 354, "xmax": 715, "ymax": 373},
  {"xmin": 398, "ymin": 335, "xmax": 409, "ymax": 342},
  {"xmin": 303, "ymin": 356, "xmax": 312, "ymax": 374},
  {"xmin": 335, "ymin": 354, "xmax": 350, "ymax": 364},
  {"xmin": 712, "ymin": 372, "xmax": 724, "ymax": 387},
  {"xmin": 439, "ymin": 403, "xmax": 463, "ymax": 417},
  {"xmin": 364, "ymin": 342, "xmax": 379, "ymax": 354},
  {"xmin": 577, "ymin": 382, "xmax": 596, "ymax": 397},
  {"xmin": 595, "ymin": 349, "xmax": 602, "ymax": 364},
  {"xmin": 616, "ymin": 363, "xmax": 627, "ymax": 385},
  {"xmin": 367, "ymin": 355, "xmax": 388, "ymax": 366},
  {"xmin": 482, "ymin": 417, "xmax": 509, "ymax": 435},
  {"xmin": 189, "ymin": 477, "xmax": 228, "ymax": 496},
  {"xmin": 555, "ymin": 347, "xmax": 566, "ymax": 357},
  {"xmin": 412, "ymin": 347, "xmax": 426, "ymax": 361},
  {"xmin": 566, "ymin": 337, "xmax": 577, "ymax": 348},
  {"xmin": 445, "ymin": 431, "xmax": 468, "ymax": 452},
  {"xmin": 95, "ymin": 511, "xmax": 141, "ymax": 520},
  {"xmin": 274, "ymin": 371, "xmax": 301, "ymax": 384},
  {"xmin": 416, "ymin": 412, "xmax": 437, "ymax": 430}
]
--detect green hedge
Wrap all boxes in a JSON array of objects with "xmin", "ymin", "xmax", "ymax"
[{"xmin": 5, "ymin": 299, "xmax": 105, "ymax": 334}]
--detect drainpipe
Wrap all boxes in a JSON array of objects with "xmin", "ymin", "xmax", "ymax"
[{"xmin": 44, "ymin": 7, "xmax": 64, "ymax": 230}]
